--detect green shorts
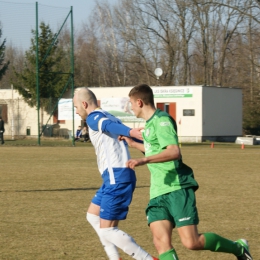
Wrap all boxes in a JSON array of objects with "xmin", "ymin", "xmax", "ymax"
[{"xmin": 145, "ymin": 188, "xmax": 199, "ymax": 228}]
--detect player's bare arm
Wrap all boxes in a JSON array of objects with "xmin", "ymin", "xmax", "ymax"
[
  {"xmin": 126, "ymin": 158, "xmax": 147, "ymax": 169},
  {"xmin": 126, "ymin": 144, "xmax": 181, "ymax": 169},
  {"xmin": 129, "ymin": 127, "xmax": 143, "ymax": 140}
]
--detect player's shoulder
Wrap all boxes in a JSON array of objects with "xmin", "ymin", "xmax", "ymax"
[
  {"xmin": 87, "ymin": 110, "xmax": 107, "ymax": 126},
  {"xmin": 154, "ymin": 109, "xmax": 171, "ymax": 121},
  {"xmin": 153, "ymin": 109, "xmax": 177, "ymax": 128}
]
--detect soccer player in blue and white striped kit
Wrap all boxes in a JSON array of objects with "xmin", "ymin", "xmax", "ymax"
[{"xmin": 73, "ymin": 87, "xmax": 158, "ymax": 260}]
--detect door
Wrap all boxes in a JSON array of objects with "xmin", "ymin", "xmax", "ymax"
[{"xmin": 156, "ymin": 102, "xmax": 176, "ymax": 120}]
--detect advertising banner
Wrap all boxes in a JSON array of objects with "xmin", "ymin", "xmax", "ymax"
[
  {"xmin": 58, "ymin": 99, "xmax": 81, "ymax": 120},
  {"xmin": 153, "ymin": 87, "xmax": 193, "ymax": 98},
  {"xmin": 101, "ymin": 97, "xmax": 144, "ymax": 122}
]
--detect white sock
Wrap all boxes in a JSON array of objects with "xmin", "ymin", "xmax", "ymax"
[
  {"xmin": 86, "ymin": 213, "xmax": 120, "ymax": 260},
  {"xmin": 99, "ymin": 227, "xmax": 153, "ymax": 260}
]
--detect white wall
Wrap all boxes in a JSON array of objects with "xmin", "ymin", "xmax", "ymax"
[
  {"xmin": 88, "ymin": 86, "xmax": 204, "ymax": 137},
  {"xmin": 63, "ymin": 85, "xmax": 243, "ymax": 142},
  {"xmin": 88, "ymin": 86, "xmax": 242, "ymax": 141},
  {"xmin": 0, "ymin": 89, "xmax": 51, "ymax": 137},
  {"xmin": 152, "ymin": 86, "xmax": 203, "ymax": 137}
]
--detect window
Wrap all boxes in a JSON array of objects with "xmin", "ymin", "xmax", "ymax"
[{"xmin": 183, "ymin": 109, "xmax": 195, "ymax": 116}]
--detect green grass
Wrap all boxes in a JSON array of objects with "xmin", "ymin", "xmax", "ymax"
[{"xmin": 0, "ymin": 143, "xmax": 259, "ymax": 259}]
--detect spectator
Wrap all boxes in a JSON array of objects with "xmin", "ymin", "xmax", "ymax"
[
  {"xmin": 0, "ymin": 116, "xmax": 5, "ymax": 145},
  {"xmin": 75, "ymin": 126, "xmax": 82, "ymax": 141},
  {"xmin": 81, "ymin": 126, "xmax": 89, "ymax": 142}
]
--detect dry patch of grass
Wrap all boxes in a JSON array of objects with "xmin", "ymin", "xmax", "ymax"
[{"xmin": 0, "ymin": 144, "xmax": 259, "ymax": 259}]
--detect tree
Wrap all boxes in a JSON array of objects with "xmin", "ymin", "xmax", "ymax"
[
  {"xmin": 0, "ymin": 27, "xmax": 10, "ymax": 83},
  {"xmin": 74, "ymin": 23, "xmax": 102, "ymax": 87},
  {"xmin": 14, "ymin": 22, "xmax": 68, "ymax": 115},
  {"xmin": 114, "ymin": 0, "xmax": 158, "ymax": 85},
  {"xmin": 0, "ymin": 45, "xmax": 24, "ymax": 90}
]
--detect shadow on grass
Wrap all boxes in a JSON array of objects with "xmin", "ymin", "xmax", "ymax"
[
  {"xmin": 2, "ymin": 138, "xmax": 92, "ymax": 147},
  {"xmin": 2, "ymin": 185, "xmax": 150, "ymax": 193},
  {"xmin": 14, "ymin": 187, "xmax": 100, "ymax": 192}
]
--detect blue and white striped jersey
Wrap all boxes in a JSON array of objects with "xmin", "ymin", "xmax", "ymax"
[{"xmin": 87, "ymin": 108, "xmax": 136, "ymax": 185}]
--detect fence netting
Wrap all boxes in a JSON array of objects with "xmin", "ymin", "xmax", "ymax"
[{"xmin": 0, "ymin": 1, "xmax": 74, "ymax": 143}]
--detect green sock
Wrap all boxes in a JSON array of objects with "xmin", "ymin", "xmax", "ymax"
[
  {"xmin": 203, "ymin": 232, "xmax": 242, "ymax": 256},
  {"xmin": 159, "ymin": 248, "xmax": 179, "ymax": 260}
]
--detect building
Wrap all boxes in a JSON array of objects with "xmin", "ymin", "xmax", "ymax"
[
  {"xmin": 61, "ymin": 85, "xmax": 243, "ymax": 143},
  {"xmin": 0, "ymin": 86, "xmax": 242, "ymax": 142},
  {"xmin": 0, "ymin": 89, "xmax": 51, "ymax": 138}
]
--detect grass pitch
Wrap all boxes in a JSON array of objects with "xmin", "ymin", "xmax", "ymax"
[{"xmin": 0, "ymin": 142, "xmax": 259, "ymax": 259}]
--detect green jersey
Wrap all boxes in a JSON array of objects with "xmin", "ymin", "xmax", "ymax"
[{"xmin": 143, "ymin": 109, "xmax": 198, "ymax": 199}]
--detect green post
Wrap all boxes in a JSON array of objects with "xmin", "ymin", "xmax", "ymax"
[
  {"xmin": 36, "ymin": 2, "xmax": 40, "ymax": 145},
  {"xmin": 70, "ymin": 6, "xmax": 75, "ymax": 146}
]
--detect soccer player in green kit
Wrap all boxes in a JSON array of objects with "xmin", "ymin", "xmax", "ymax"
[{"xmin": 120, "ymin": 84, "xmax": 253, "ymax": 260}]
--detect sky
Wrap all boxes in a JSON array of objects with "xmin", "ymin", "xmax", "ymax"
[{"xmin": 0, "ymin": 0, "xmax": 117, "ymax": 49}]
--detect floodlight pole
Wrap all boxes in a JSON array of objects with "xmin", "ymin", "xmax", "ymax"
[
  {"xmin": 11, "ymin": 84, "xmax": 14, "ymax": 140},
  {"xmin": 156, "ymin": 76, "xmax": 159, "ymax": 86},
  {"xmin": 70, "ymin": 6, "xmax": 75, "ymax": 146},
  {"xmin": 154, "ymin": 68, "xmax": 163, "ymax": 87},
  {"xmin": 36, "ymin": 2, "xmax": 40, "ymax": 145}
]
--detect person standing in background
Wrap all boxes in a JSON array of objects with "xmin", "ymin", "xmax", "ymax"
[{"xmin": 0, "ymin": 116, "xmax": 5, "ymax": 145}]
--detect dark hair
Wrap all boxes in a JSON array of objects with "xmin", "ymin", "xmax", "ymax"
[{"xmin": 129, "ymin": 84, "xmax": 155, "ymax": 106}]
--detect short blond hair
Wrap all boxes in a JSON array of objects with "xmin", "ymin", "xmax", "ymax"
[{"xmin": 75, "ymin": 87, "xmax": 98, "ymax": 106}]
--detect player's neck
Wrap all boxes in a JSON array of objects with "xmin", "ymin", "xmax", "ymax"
[
  {"xmin": 142, "ymin": 106, "xmax": 156, "ymax": 121},
  {"xmin": 87, "ymin": 104, "xmax": 99, "ymax": 114}
]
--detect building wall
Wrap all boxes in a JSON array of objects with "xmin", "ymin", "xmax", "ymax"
[
  {"xmin": 159, "ymin": 86, "xmax": 203, "ymax": 137},
  {"xmin": 0, "ymin": 89, "xmax": 51, "ymax": 137},
  {"xmin": 202, "ymin": 87, "xmax": 242, "ymax": 136},
  {"xmin": 87, "ymin": 86, "xmax": 242, "ymax": 141},
  {"xmin": 87, "ymin": 86, "xmax": 204, "ymax": 137},
  {"xmin": 1, "ymin": 86, "xmax": 242, "ymax": 140},
  {"xmin": 64, "ymin": 85, "xmax": 243, "ymax": 142}
]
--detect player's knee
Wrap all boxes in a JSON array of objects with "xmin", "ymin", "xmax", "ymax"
[
  {"xmin": 86, "ymin": 212, "xmax": 92, "ymax": 223},
  {"xmin": 99, "ymin": 227, "xmax": 136, "ymax": 255},
  {"xmin": 153, "ymin": 238, "xmax": 161, "ymax": 252},
  {"xmin": 99, "ymin": 227, "xmax": 118, "ymax": 243},
  {"xmin": 153, "ymin": 236, "xmax": 172, "ymax": 254},
  {"xmin": 181, "ymin": 239, "xmax": 200, "ymax": 250},
  {"xmin": 86, "ymin": 212, "xmax": 99, "ymax": 226}
]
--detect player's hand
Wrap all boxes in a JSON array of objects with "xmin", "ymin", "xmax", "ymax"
[
  {"xmin": 129, "ymin": 127, "xmax": 144, "ymax": 140},
  {"xmin": 126, "ymin": 158, "xmax": 146, "ymax": 169},
  {"xmin": 118, "ymin": 135, "xmax": 135, "ymax": 147}
]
